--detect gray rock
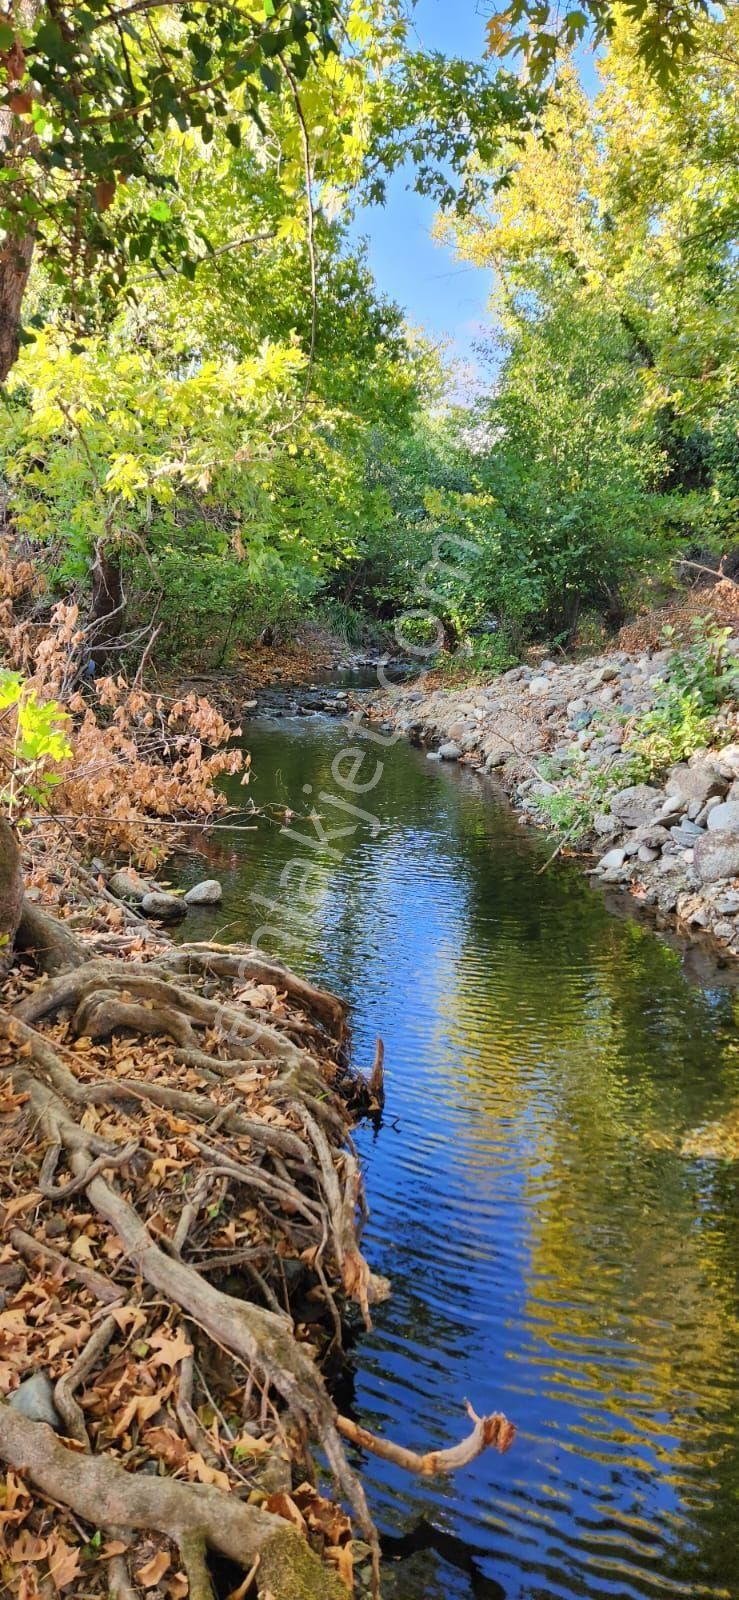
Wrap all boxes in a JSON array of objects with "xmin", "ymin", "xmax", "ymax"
[
  {"xmin": 638, "ymin": 845, "xmax": 660, "ymax": 863},
  {"xmin": 610, "ymin": 784, "xmax": 665, "ymax": 828},
  {"xmin": 713, "ymin": 919, "xmax": 735, "ymax": 941},
  {"xmin": 9, "ymin": 1372, "xmax": 60, "ymax": 1429},
  {"xmin": 426, "ymin": 750, "xmax": 442, "ymax": 762},
  {"xmin": 141, "ymin": 891, "xmax": 187, "ymax": 921},
  {"xmin": 715, "ymin": 743, "xmax": 739, "ymax": 779},
  {"xmin": 593, "ymin": 811, "xmax": 619, "ymax": 837},
  {"xmin": 714, "ymin": 891, "xmax": 739, "ymax": 915},
  {"xmin": 707, "ymin": 801, "xmax": 739, "ymax": 834},
  {"xmin": 438, "ymin": 742, "xmax": 461, "ymax": 761},
  {"xmin": 693, "ymin": 832, "xmax": 739, "ymax": 884},
  {"xmin": 571, "ymin": 711, "xmax": 593, "ymax": 731},
  {"xmin": 485, "ymin": 750, "xmax": 506, "ymax": 771},
  {"xmin": 666, "ymin": 762, "xmax": 727, "ymax": 807},
  {"xmin": 528, "ymin": 676, "xmax": 551, "ymax": 696},
  {"xmin": 596, "ymin": 847, "xmax": 627, "ymax": 872},
  {"xmin": 184, "ymin": 879, "xmax": 223, "ymax": 906},
  {"xmin": 109, "ymin": 869, "xmax": 150, "ymax": 902},
  {"xmin": 567, "ymin": 698, "xmax": 587, "ymax": 717},
  {"xmin": 670, "ymin": 822, "xmax": 705, "ymax": 849}
]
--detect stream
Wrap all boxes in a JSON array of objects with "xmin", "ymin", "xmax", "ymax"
[{"xmin": 175, "ymin": 684, "xmax": 739, "ymax": 1600}]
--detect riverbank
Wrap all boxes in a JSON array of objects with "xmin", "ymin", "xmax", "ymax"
[{"xmin": 361, "ymin": 641, "xmax": 739, "ymax": 961}]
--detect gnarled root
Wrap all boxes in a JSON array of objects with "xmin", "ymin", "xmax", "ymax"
[
  {"xmin": 0, "ymin": 1406, "xmax": 349, "ymax": 1600},
  {"xmin": 0, "ymin": 909, "xmax": 514, "ymax": 1600}
]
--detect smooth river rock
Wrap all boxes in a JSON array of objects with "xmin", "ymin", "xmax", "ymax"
[
  {"xmin": 706, "ymin": 801, "xmax": 739, "ymax": 834},
  {"xmin": 438, "ymin": 742, "xmax": 461, "ymax": 761},
  {"xmin": 184, "ymin": 878, "xmax": 223, "ymax": 906},
  {"xmin": 109, "ymin": 869, "xmax": 150, "ymax": 902},
  {"xmin": 141, "ymin": 891, "xmax": 187, "ymax": 921}
]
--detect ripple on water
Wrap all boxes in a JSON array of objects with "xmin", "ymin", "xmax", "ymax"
[{"xmin": 175, "ymin": 713, "xmax": 739, "ymax": 1600}]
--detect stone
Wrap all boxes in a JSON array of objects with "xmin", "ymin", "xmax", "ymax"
[
  {"xmin": 9, "ymin": 1373, "xmax": 60, "ymax": 1429},
  {"xmin": 485, "ymin": 750, "xmax": 506, "ymax": 771},
  {"xmin": 567, "ymin": 698, "xmax": 587, "ymax": 717},
  {"xmin": 707, "ymin": 801, "xmax": 739, "ymax": 833},
  {"xmin": 609, "ymin": 784, "xmax": 664, "ymax": 828},
  {"xmin": 593, "ymin": 812, "xmax": 619, "ymax": 837},
  {"xmin": 109, "ymin": 869, "xmax": 150, "ymax": 902},
  {"xmin": 184, "ymin": 879, "xmax": 223, "ymax": 906},
  {"xmin": 638, "ymin": 845, "xmax": 660, "ymax": 863},
  {"xmin": 438, "ymin": 742, "xmax": 461, "ymax": 761},
  {"xmin": 695, "ymin": 795, "xmax": 724, "ymax": 826},
  {"xmin": 571, "ymin": 711, "xmax": 593, "ymax": 730},
  {"xmin": 670, "ymin": 822, "xmax": 704, "ymax": 849},
  {"xmin": 528, "ymin": 676, "xmax": 551, "ymax": 696},
  {"xmin": 693, "ymin": 832, "xmax": 739, "ymax": 884},
  {"xmin": 596, "ymin": 847, "xmax": 627, "ymax": 872},
  {"xmin": 140, "ymin": 891, "xmax": 187, "ymax": 921},
  {"xmin": 426, "ymin": 750, "xmax": 442, "ymax": 762},
  {"xmin": 599, "ymin": 663, "xmax": 619, "ymax": 682},
  {"xmin": 714, "ymin": 891, "xmax": 739, "ymax": 915},
  {"xmin": 666, "ymin": 762, "xmax": 727, "ymax": 807},
  {"xmin": 715, "ymin": 743, "xmax": 739, "ymax": 780}
]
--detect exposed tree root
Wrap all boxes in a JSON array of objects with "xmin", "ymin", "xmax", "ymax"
[
  {"xmin": 0, "ymin": 1406, "xmax": 349, "ymax": 1600},
  {"xmin": 0, "ymin": 898, "xmax": 514, "ymax": 1600}
]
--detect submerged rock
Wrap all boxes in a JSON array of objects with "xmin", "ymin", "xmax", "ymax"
[{"xmin": 141, "ymin": 890, "xmax": 187, "ymax": 921}]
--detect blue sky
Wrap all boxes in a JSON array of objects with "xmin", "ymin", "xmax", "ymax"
[
  {"xmin": 350, "ymin": 2, "xmax": 601, "ymax": 390},
  {"xmin": 351, "ymin": 0, "xmax": 496, "ymax": 387}
]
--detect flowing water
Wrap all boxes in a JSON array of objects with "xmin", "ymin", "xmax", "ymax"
[{"xmin": 176, "ymin": 693, "xmax": 739, "ymax": 1600}]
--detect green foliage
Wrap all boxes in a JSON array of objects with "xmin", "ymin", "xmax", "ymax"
[
  {"xmin": 626, "ymin": 618, "xmax": 739, "ymax": 778},
  {"xmin": 0, "ymin": 670, "xmax": 71, "ymax": 816}
]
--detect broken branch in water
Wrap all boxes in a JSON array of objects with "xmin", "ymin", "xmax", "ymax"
[{"xmin": 337, "ymin": 1401, "xmax": 515, "ymax": 1475}]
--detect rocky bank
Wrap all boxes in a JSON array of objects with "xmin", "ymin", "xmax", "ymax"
[{"xmin": 361, "ymin": 643, "xmax": 739, "ymax": 961}]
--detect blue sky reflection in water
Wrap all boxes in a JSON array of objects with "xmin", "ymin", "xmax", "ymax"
[{"xmin": 176, "ymin": 708, "xmax": 739, "ymax": 1600}]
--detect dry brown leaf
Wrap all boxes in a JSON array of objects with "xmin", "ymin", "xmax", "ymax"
[
  {"xmin": 148, "ymin": 1326, "xmax": 193, "ymax": 1368},
  {"xmin": 135, "ymin": 1548, "xmax": 172, "ymax": 1588},
  {"xmin": 263, "ymin": 1492, "xmax": 306, "ymax": 1534},
  {"xmin": 9, "ymin": 1529, "xmax": 49, "ymax": 1563},
  {"xmin": 46, "ymin": 1535, "xmax": 81, "ymax": 1590}
]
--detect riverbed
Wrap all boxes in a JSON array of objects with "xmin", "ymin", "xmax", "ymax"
[{"xmin": 175, "ymin": 696, "xmax": 739, "ymax": 1600}]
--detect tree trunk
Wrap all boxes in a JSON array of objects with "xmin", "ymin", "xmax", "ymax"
[
  {"xmin": 0, "ymin": 227, "xmax": 35, "ymax": 382},
  {"xmin": 0, "ymin": 816, "xmax": 23, "ymax": 969},
  {"xmin": 0, "ymin": 6, "xmax": 40, "ymax": 383},
  {"xmin": 90, "ymin": 543, "xmax": 124, "ymax": 662}
]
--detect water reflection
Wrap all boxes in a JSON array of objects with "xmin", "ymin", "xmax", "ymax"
[{"xmin": 176, "ymin": 710, "xmax": 739, "ymax": 1600}]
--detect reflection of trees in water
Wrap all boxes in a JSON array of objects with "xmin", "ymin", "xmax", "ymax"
[{"xmin": 215, "ymin": 720, "xmax": 739, "ymax": 1598}]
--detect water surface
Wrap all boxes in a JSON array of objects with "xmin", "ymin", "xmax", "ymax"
[{"xmin": 177, "ymin": 704, "xmax": 739, "ymax": 1600}]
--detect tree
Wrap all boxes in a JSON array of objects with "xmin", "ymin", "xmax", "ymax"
[{"xmin": 0, "ymin": 0, "xmax": 341, "ymax": 378}]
